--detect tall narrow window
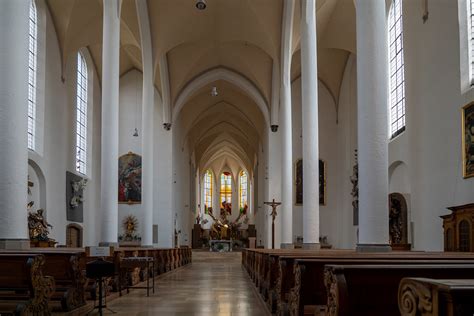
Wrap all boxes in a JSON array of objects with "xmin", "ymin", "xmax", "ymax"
[
  {"xmin": 388, "ymin": 0, "xmax": 406, "ymax": 138},
  {"xmin": 204, "ymin": 170, "xmax": 213, "ymax": 209},
  {"xmin": 469, "ymin": 0, "xmax": 474, "ymax": 84},
  {"xmin": 220, "ymin": 172, "xmax": 232, "ymax": 205},
  {"xmin": 76, "ymin": 52, "xmax": 88, "ymax": 175},
  {"xmin": 239, "ymin": 170, "xmax": 248, "ymax": 209},
  {"xmin": 27, "ymin": 0, "xmax": 38, "ymax": 150}
]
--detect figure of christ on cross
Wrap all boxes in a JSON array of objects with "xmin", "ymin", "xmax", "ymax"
[{"xmin": 264, "ymin": 199, "xmax": 281, "ymax": 249}]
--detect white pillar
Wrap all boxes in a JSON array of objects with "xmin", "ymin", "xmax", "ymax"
[
  {"xmin": 137, "ymin": 0, "xmax": 154, "ymax": 246},
  {"xmin": 280, "ymin": 0, "xmax": 295, "ymax": 248},
  {"xmin": 0, "ymin": 0, "xmax": 30, "ymax": 249},
  {"xmin": 301, "ymin": 0, "xmax": 320, "ymax": 249},
  {"xmin": 100, "ymin": 0, "xmax": 120, "ymax": 245},
  {"xmin": 355, "ymin": 0, "xmax": 391, "ymax": 252}
]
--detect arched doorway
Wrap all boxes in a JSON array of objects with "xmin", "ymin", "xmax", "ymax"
[
  {"xmin": 389, "ymin": 193, "xmax": 409, "ymax": 249},
  {"xmin": 66, "ymin": 223, "xmax": 83, "ymax": 248}
]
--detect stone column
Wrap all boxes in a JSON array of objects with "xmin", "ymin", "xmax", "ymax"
[
  {"xmin": 280, "ymin": 0, "xmax": 295, "ymax": 249},
  {"xmin": 301, "ymin": 0, "xmax": 320, "ymax": 249},
  {"xmin": 100, "ymin": 0, "xmax": 120, "ymax": 245},
  {"xmin": 0, "ymin": 0, "xmax": 30, "ymax": 249},
  {"xmin": 355, "ymin": 0, "xmax": 391, "ymax": 252},
  {"xmin": 137, "ymin": 0, "xmax": 154, "ymax": 246}
]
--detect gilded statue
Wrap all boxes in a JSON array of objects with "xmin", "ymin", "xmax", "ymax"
[{"xmin": 28, "ymin": 209, "xmax": 54, "ymax": 241}]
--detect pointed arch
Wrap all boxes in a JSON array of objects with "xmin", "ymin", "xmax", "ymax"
[{"xmin": 173, "ymin": 67, "xmax": 270, "ymax": 126}]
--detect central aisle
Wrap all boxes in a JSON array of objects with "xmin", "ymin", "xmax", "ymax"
[{"xmin": 106, "ymin": 251, "xmax": 269, "ymax": 315}]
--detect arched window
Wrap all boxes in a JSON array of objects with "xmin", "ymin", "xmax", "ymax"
[
  {"xmin": 220, "ymin": 172, "xmax": 232, "ymax": 205},
  {"xmin": 27, "ymin": 0, "xmax": 38, "ymax": 150},
  {"xmin": 203, "ymin": 170, "xmax": 213, "ymax": 210},
  {"xmin": 76, "ymin": 52, "xmax": 88, "ymax": 175},
  {"xmin": 469, "ymin": 0, "xmax": 474, "ymax": 84},
  {"xmin": 388, "ymin": 0, "xmax": 406, "ymax": 138},
  {"xmin": 239, "ymin": 170, "xmax": 248, "ymax": 210},
  {"xmin": 459, "ymin": 220, "xmax": 471, "ymax": 252}
]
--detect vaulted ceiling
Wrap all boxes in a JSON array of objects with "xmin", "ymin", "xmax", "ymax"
[{"xmin": 45, "ymin": 0, "xmax": 356, "ymax": 176}]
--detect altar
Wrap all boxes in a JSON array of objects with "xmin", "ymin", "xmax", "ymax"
[{"xmin": 209, "ymin": 240, "xmax": 232, "ymax": 252}]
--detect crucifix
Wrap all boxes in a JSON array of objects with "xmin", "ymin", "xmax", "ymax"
[
  {"xmin": 422, "ymin": 0, "xmax": 429, "ymax": 24},
  {"xmin": 264, "ymin": 199, "xmax": 281, "ymax": 249}
]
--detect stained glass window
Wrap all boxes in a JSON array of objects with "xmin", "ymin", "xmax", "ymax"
[
  {"xmin": 388, "ymin": 0, "xmax": 406, "ymax": 138},
  {"xmin": 239, "ymin": 170, "xmax": 248, "ymax": 209},
  {"xmin": 204, "ymin": 170, "xmax": 213, "ymax": 209},
  {"xmin": 28, "ymin": 0, "xmax": 38, "ymax": 150},
  {"xmin": 76, "ymin": 52, "xmax": 88, "ymax": 175},
  {"xmin": 220, "ymin": 172, "xmax": 232, "ymax": 205}
]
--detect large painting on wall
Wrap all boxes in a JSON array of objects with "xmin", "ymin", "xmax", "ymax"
[
  {"xmin": 118, "ymin": 152, "xmax": 142, "ymax": 204},
  {"xmin": 295, "ymin": 160, "xmax": 303, "ymax": 205},
  {"xmin": 463, "ymin": 102, "xmax": 474, "ymax": 178},
  {"xmin": 295, "ymin": 159, "xmax": 326, "ymax": 205}
]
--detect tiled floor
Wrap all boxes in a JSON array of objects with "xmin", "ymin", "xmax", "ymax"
[{"xmin": 100, "ymin": 251, "xmax": 269, "ymax": 316}]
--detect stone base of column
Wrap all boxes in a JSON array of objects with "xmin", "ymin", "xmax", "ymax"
[
  {"xmin": 280, "ymin": 243, "xmax": 294, "ymax": 249},
  {"xmin": 0, "ymin": 239, "xmax": 30, "ymax": 250},
  {"xmin": 99, "ymin": 241, "xmax": 119, "ymax": 248},
  {"xmin": 356, "ymin": 243, "xmax": 392, "ymax": 252},
  {"xmin": 303, "ymin": 243, "xmax": 320, "ymax": 250}
]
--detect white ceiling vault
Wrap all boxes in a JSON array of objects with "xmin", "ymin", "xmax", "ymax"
[{"xmin": 45, "ymin": 0, "xmax": 356, "ymax": 176}]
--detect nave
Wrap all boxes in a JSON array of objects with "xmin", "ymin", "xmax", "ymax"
[{"xmin": 101, "ymin": 252, "xmax": 268, "ymax": 316}]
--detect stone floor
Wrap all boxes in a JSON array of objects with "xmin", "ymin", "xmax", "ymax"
[{"xmin": 90, "ymin": 251, "xmax": 269, "ymax": 315}]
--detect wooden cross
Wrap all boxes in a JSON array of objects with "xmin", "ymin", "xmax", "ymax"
[
  {"xmin": 264, "ymin": 199, "xmax": 281, "ymax": 249},
  {"xmin": 422, "ymin": 0, "xmax": 429, "ymax": 24}
]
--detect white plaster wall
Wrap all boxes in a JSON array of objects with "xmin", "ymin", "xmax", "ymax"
[
  {"xmin": 154, "ymin": 91, "xmax": 174, "ymax": 248},
  {"xmin": 401, "ymin": 0, "xmax": 474, "ymax": 250},
  {"xmin": 172, "ymin": 118, "xmax": 192, "ymax": 247},
  {"xmin": 291, "ymin": 77, "xmax": 341, "ymax": 247},
  {"xmin": 335, "ymin": 54, "xmax": 358, "ymax": 249},
  {"xmin": 27, "ymin": 3, "xmax": 102, "ymax": 246},
  {"xmin": 118, "ymin": 70, "xmax": 144, "ymax": 240}
]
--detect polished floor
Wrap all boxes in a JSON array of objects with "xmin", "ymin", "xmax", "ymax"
[{"xmin": 99, "ymin": 251, "xmax": 269, "ymax": 315}]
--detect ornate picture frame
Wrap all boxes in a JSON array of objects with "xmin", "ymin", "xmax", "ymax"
[
  {"xmin": 294, "ymin": 159, "xmax": 326, "ymax": 206},
  {"xmin": 462, "ymin": 102, "xmax": 474, "ymax": 178},
  {"xmin": 118, "ymin": 152, "xmax": 142, "ymax": 204}
]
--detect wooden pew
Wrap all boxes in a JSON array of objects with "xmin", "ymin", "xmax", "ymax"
[
  {"xmin": 0, "ymin": 254, "xmax": 55, "ymax": 315},
  {"xmin": 1, "ymin": 249, "xmax": 86, "ymax": 312},
  {"xmin": 242, "ymin": 249, "xmax": 474, "ymax": 315},
  {"xmin": 288, "ymin": 258, "xmax": 474, "ymax": 316},
  {"xmin": 324, "ymin": 264, "xmax": 474, "ymax": 316},
  {"xmin": 398, "ymin": 277, "xmax": 474, "ymax": 316}
]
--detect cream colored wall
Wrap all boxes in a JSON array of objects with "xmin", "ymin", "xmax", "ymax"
[
  {"xmin": 398, "ymin": 0, "xmax": 474, "ymax": 250},
  {"xmin": 27, "ymin": 0, "xmax": 102, "ymax": 246}
]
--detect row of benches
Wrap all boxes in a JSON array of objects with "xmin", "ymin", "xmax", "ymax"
[
  {"xmin": 242, "ymin": 248, "xmax": 474, "ymax": 316},
  {"xmin": 0, "ymin": 247, "xmax": 192, "ymax": 315}
]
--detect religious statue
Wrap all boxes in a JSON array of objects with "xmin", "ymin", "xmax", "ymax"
[
  {"xmin": 28, "ymin": 209, "xmax": 54, "ymax": 241},
  {"xmin": 389, "ymin": 196, "xmax": 403, "ymax": 244},
  {"xmin": 70, "ymin": 178, "xmax": 88, "ymax": 209},
  {"xmin": 118, "ymin": 214, "xmax": 141, "ymax": 242},
  {"xmin": 207, "ymin": 203, "xmax": 248, "ymax": 240},
  {"xmin": 350, "ymin": 150, "xmax": 359, "ymax": 225}
]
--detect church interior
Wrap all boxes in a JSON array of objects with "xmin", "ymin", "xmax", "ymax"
[{"xmin": 1, "ymin": 0, "xmax": 474, "ymax": 314}]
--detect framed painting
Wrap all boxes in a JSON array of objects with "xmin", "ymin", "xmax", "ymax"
[
  {"xmin": 295, "ymin": 159, "xmax": 303, "ymax": 205},
  {"xmin": 462, "ymin": 102, "xmax": 474, "ymax": 178},
  {"xmin": 118, "ymin": 152, "xmax": 142, "ymax": 204},
  {"xmin": 294, "ymin": 159, "xmax": 326, "ymax": 205},
  {"xmin": 319, "ymin": 159, "xmax": 326, "ymax": 205}
]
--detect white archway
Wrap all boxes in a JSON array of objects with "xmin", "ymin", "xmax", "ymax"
[{"xmin": 173, "ymin": 67, "xmax": 270, "ymax": 126}]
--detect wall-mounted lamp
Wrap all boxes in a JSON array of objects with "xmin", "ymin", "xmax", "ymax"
[
  {"xmin": 211, "ymin": 86, "xmax": 218, "ymax": 97},
  {"xmin": 196, "ymin": 0, "xmax": 206, "ymax": 10}
]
